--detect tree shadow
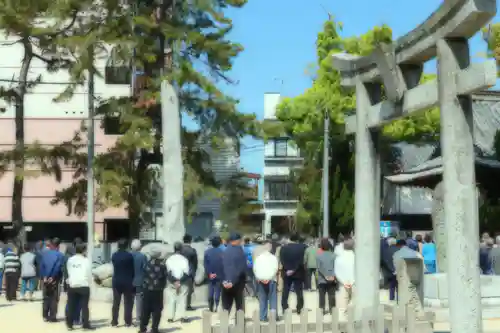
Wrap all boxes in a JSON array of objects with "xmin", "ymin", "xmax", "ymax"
[
  {"xmin": 90, "ymin": 318, "xmax": 111, "ymax": 328},
  {"xmin": 0, "ymin": 304, "xmax": 14, "ymax": 308},
  {"xmin": 159, "ymin": 328, "xmax": 182, "ymax": 333}
]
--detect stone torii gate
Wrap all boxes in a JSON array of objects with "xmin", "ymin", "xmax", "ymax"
[{"xmin": 332, "ymin": 1, "xmax": 496, "ymax": 333}]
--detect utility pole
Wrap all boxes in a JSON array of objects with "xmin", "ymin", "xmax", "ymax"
[
  {"xmin": 86, "ymin": 45, "xmax": 95, "ymax": 275},
  {"xmin": 322, "ymin": 109, "xmax": 330, "ymax": 238}
]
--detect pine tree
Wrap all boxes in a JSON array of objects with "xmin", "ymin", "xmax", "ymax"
[
  {"xmin": 48, "ymin": 0, "xmax": 277, "ymax": 236},
  {"xmin": 0, "ymin": 0, "xmax": 100, "ymax": 246}
]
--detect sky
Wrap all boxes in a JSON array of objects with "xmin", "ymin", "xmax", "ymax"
[{"xmin": 212, "ymin": 0, "xmax": 495, "ymax": 175}]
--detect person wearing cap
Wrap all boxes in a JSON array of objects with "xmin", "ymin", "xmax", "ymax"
[
  {"xmin": 204, "ymin": 236, "xmax": 224, "ymax": 312},
  {"xmin": 140, "ymin": 245, "xmax": 167, "ymax": 333},
  {"xmin": 221, "ymin": 232, "xmax": 247, "ymax": 313},
  {"xmin": 165, "ymin": 242, "xmax": 190, "ymax": 323},
  {"xmin": 253, "ymin": 239, "xmax": 279, "ymax": 321}
]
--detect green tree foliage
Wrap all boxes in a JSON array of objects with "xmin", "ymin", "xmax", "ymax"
[
  {"xmin": 0, "ymin": 0, "xmax": 102, "ymax": 245},
  {"xmin": 29, "ymin": 0, "xmax": 275, "ymax": 236},
  {"xmin": 276, "ymin": 20, "xmax": 392, "ymax": 233}
]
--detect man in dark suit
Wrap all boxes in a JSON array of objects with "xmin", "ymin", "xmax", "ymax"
[
  {"xmin": 204, "ymin": 236, "xmax": 224, "ymax": 312},
  {"xmin": 221, "ymin": 232, "xmax": 247, "ymax": 314},
  {"xmin": 381, "ymin": 238, "xmax": 400, "ymax": 301},
  {"xmin": 111, "ymin": 238, "xmax": 135, "ymax": 327},
  {"xmin": 279, "ymin": 233, "xmax": 307, "ymax": 314},
  {"xmin": 180, "ymin": 234, "xmax": 198, "ymax": 311}
]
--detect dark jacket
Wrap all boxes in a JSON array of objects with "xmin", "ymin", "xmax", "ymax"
[
  {"xmin": 39, "ymin": 249, "xmax": 64, "ymax": 280},
  {"xmin": 180, "ymin": 244, "xmax": 198, "ymax": 277},
  {"xmin": 132, "ymin": 251, "xmax": 148, "ymax": 287},
  {"xmin": 143, "ymin": 258, "xmax": 167, "ymax": 291},
  {"xmin": 204, "ymin": 247, "xmax": 224, "ymax": 280},
  {"xmin": 222, "ymin": 244, "xmax": 246, "ymax": 284},
  {"xmin": 381, "ymin": 245, "xmax": 399, "ymax": 280},
  {"xmin": 480, "ymin": 247, "xmax": 493, "ymax": 274},
  {"xmin": 279, "ymin": 242, "xmax": 307, "ymax": 279},
  {"xmin": 111, "ymin": 250, "xmax": 135, "ymax": 288}
]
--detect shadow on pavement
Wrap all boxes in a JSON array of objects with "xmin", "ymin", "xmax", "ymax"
[
  {"xmin": 184, "ymin": 316, "xmax": 202, "ymax": 322},
  {"xmin": 159, "ymin": 328, "xmax": 182, "ymax": 333},
  {"xmin": 90, "ymin": 318, "xmax": 111, "ymax": 328},
  {"xmin": 0, "ymin": 303, "xmax": 14, "ymax": 308}
]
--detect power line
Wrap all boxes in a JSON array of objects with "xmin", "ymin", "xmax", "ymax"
[{"xmin": 0, "ymin": 78, "xmax": 75, "ymax": 85}]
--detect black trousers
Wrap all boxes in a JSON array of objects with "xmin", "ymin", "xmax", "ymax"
[
  {"xmin": 140, "ymin": 290, "xmax": 164, "ymax": 333},
  {"xmin": 43, "ymin": 281, "xmax": 60, "ymax": 320},
  {"xmin": 221, "ymin": 279, "xmax": 245, "ymax": 313},
  {"xmin": 112, "ymin": 286, "xmax": 134, "ymax": 326},
  {"xmin": 281, "ymin": 276, "xmax": 304, "ymax": 313},
  {"xmin": 185, "ymin": 277, "xmax": 194, "ymax": 309},
  {"xmin": 5, "ymin": 272, "xmax": 19, "ymax": 301},
  {"xmin": 304, "ymin": 268, "xmax": 317, "ymax": 290},
  {"xmin": 318, "ymin": 282, "xmax": 336, "ymax": 311},
  {"xmin": 66, "ymin": 287, "xmax": 90, "ymax": 328}
]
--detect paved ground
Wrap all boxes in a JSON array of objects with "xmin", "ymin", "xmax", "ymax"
[{"xmin": 1, "ymin": 289, "xmax": 500, "ymax": 332}]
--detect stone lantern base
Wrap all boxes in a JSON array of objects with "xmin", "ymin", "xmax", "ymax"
[{"xmin": 424, "ymin": 273, "xmax": 500, "ymax": 321}]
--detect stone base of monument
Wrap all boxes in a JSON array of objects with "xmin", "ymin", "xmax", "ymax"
[
  {"xmin": 424, "ymin": 273, "xmax": 500, "ymax": 321},
  {"xmin": 91, "ymin": 284, "xmax": 208, "ymax": 306}
]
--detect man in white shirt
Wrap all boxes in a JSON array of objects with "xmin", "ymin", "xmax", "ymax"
[
  {"xmin": 334, "ymin": 238, "xmax": 355, "ymax": 322},
  {"xmin": 334, "ymin": 234, "xmax": 345, "ymax": 256},
  {"xmin": 253, "ymin": 240, "xmax": 279, "ymax": 321},
  {"xmin": 65, "ymin": 243, "xmax": 93, "ymax": 330},
  {"xmin": 165, "ymin": 242, "xmax": 190, "ymax": 323}
]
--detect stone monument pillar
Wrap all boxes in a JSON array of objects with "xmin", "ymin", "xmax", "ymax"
[
  {"xmin": 431, "ymin": 181, "xmax": 446, "ymax": 272},
  {"xmin": 394, "ymin": 251, "xmax": 425, "ymax": 316},
  {"xmin": 161, "ymin": 81, "xmax": 185, "ymax": 244},
  {"xmin": 437, "ymin": 38, "xmax": 481, "ymax": 333},
  {"xmin": 431, "ymin": 181, "xmax": 483, "ymax": 273}
]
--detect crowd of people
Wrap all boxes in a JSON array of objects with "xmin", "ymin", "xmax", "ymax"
[
  {"xmin": 4, "ymin": 229, "xmax": 496, "ymax": 331},
  {"xmin": 210, "ymin": 233, "xmax": 357, "ymax": 321},
  {"xmin": 0, "ymin": 235, "xmax": 200, "ymax": 332}
]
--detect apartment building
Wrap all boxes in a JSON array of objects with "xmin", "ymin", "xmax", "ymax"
[
  {"xmin": 0, "ymin": 35, "xmax": 242, "ymax": 242},
  {"xmin": 0, "ymin": 36, "xmax": 130, "ymax": 242},
  {"xmin": 262, "ymin": 93, "xmax": 301, "ymax": 235}
]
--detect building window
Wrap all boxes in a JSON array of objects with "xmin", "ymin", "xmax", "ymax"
[
  {"xmin": 266, "ymin": 181, "xmax": 295, "ymax": 200},
  {"xmin": 275, "ymin": 139, "xmax": 288, "ymax": 156},
  {"xmin": 265, "ymin": 138, "xmax": 300, "ymax": 157},
  {"xmin": 105, "ymin": 66, "xmax": 131, "ymax": 85},
  {"xmin": 103, "ymin": 116, "xmax": 125, "ymax": 135}
]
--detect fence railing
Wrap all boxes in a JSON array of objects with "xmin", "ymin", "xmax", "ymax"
[{"xmin": 202, "ymin": 305, "xmax": 436, "ymax": 333}]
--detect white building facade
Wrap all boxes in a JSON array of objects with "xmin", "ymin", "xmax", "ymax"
[
  {"xmin": 262, "ymin": 93, "xmax": 301, "ymax": 235},
  {"xmin": 0, "ymin": 33, "xmax": 240, "ymax": 241}
]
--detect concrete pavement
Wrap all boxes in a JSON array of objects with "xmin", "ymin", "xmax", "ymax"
[{"xmin": 1, "ymin": 289, "xmax": 500, "ymax": 332}]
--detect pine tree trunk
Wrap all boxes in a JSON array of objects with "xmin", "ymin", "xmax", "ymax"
[{"xmin": 12, "ymin": 41, "xmax": 33, "ymax": 248}]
